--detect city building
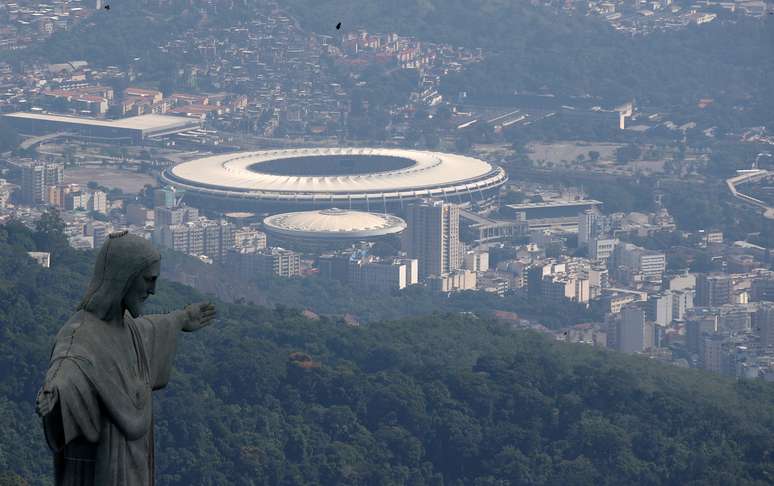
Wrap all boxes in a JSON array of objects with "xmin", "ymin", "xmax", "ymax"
[
  {"xmin": 754, "ymin": 302, "xmax": 774, "ymax": 348},
  {"xmin": 704, "ymin": 230, "xmax": 724, "ymax": 245},
  {"xmin": 155, "ymin": 217, "xmax": 233, "ymax": 262},
  {"xmin": 87, "ymin": 221, "xmax": 109, "ymax": 249},
  {"xmin": 154, "ymin": 206, "xmax": 199, "ymax": 227},
  {"xmin": 542, "ymin": 274, "xmax": 590, "ymax": 304},
  {"xmin": 403, "ymin": 199, "xmax": 462, "ymax": 279},
  {"xmin": 350, "ymin": 256, "xmax": 418, "ymax": 291},
  {"xmin": 254, "ymin": 247, "xmax": 301, "ymax": 277},
  {"xmin": 701, "ymin": 334, "xmax": 726, "ymax": 373},
  {"xmin": 89, "ymin": 190, "xmax": 107, "ymax": 214},
  {"xmin": 663, "ymin": 270, "xmax": 696, "ymax": 291},
  {"xmin": 617, "ymin": 305, "xmax": 647, "ymax": 354},
  {"xmin": 719, "ymin": 304, "xmax": 753, "ymax": 332},
  {"xmin": 232, "ymin": 227, "xmax": 267, "ymax": 250},
  {"xmin": 199, "ymin": 219, "xmax": 235, "ymax": 263},
  {"xmin": 478, "ymin": 273, "xmax": 510, "ymax": 296},
  {"xmin": 501, "ymin": 199, "xmax": 602, "ymax": 231},
  {"xmin": 647, "ymin": 291, "xmax": 673, "ymax": 326},
  {"xmin": 671, "ymin": 289, "xmax": 694, "ymax": 321},
  {"xmin": 427, "ymin": 269, "xmax": 477, "ymax": 292},
  {"xmin": 0, "ymin": 179, "xmax": 12, "ymax": 209},
  {"xmin": 527, "ymin": 259, "xmax": 590, "ymax": 303},
  {"xmin": 578, "ymin": 208, "xmax": 609, "ymax": 246},
  {"xmin": 66, "ymin": 191, "xmax": 91, "ymax": 211},
  {"xmin": 318, "ymin": 253, "xmax": 353, "ymax": 282},
  {"xmin": 463, "ymin": 250, "xmax": 489, "ymax": 273},
  {"xmin": 27, "ymin": 251, "xmax": 51, "ymax": 268},
  {"xmin": 227, "ymin": 246, "xmax": 300, "ymax": 279},
  {"xmin": 459, "ymin": 209, "xmax": 527, "ymax": 244},
  {"xmin": 696, "ymin": 273, "xmax": 733, "ymax": 307},
  {"xmin": 20, "ymin": 162, "xmax": 63, "ymax": 204},
  {"xmin": 47, "ymin": 184, "xmax": 77, "ymax": 209},
  {"xmin": 613, "ymin": 242, "xmax": 666, "ymax": 283},
  {"xmin": 587, "ymin": 265, "xmax": 609, "ymax": 299},
  {"xmin": 686, "ymin": 312, "xmax": 719, "ymax": 354},
  {"xmin": 154, "ymin": 188, "xmax": 177, "ymax": 208},
  {"xmin": 589, "ymin": 237, "xmax": 617, "ymax": 261}
]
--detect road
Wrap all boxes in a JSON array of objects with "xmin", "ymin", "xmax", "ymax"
[{"xmin": 726, "ymin": 170, "xmax": 774, "ymax": 220}]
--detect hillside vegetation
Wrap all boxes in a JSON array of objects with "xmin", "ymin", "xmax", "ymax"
[
  {"xmin": 285, "ymin": 0, "xmax": 772, "ymax": 115},
  {"xmin": 1, "ymin": 220, "xmax": 773, "ymax": 485}
]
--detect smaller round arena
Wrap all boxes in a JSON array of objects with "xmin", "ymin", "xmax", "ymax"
[{"xmin": 263, "ymin": 208, "xmax": 406, "ymax": 250}]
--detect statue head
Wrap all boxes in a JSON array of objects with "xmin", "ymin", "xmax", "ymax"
[{"xmin": 78, "ymin": 231, "xmax": 161, "ymax": 321}]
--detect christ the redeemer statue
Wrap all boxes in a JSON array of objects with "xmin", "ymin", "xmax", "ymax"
[{"xmin": 35, "ymin": 230, "xmax": 216, "ymax": 485}]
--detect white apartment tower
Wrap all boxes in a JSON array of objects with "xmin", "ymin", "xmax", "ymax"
[
  {"xmin": 21, "ymin": 162, "xmax": 63, "ymax": 204},
  {"xmin": 403, "ymin": 200, "xmax": 462, "ymax": 279}
]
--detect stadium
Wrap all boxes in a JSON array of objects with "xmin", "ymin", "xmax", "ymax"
[
  {"xmin": 160, "ymin": 148, "xmax": 507, "ymax": 212},
  {"xmin": 263, "ymin": 208, "xmax": 407, "ymax": 250}
]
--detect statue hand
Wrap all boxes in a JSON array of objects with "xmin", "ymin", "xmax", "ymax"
[
  {"xmin": 182, "ymin": 302, "xmax": 216, "ymax": 332},
  {"xmin": 35, "ymin": 386, "xmax": 59, "ymax": 417}
]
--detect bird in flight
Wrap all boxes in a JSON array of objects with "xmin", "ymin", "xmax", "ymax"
[{"xmin": 336, "ymin": 22, "xmax": 341, "ymax": 30}]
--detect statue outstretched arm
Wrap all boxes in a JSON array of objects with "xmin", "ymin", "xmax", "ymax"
[
  {"xmin": 180, "ymin": 301, "xmax": 217, "ymax": 332},
  {"xmin": 136, "ymin": 302, "xmax": 216, "ymax": 390}
]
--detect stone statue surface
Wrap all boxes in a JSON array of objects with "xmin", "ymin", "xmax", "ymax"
[{"xmin": 35, "ymin": 231, "xmax": 216, "ymax": 486}]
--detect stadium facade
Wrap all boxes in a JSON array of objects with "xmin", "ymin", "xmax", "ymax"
[{"xmin": 161, "ymin": 148, "xmax": 507, "ymax": 212}]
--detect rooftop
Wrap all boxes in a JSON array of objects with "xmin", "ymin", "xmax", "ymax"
[
  {"xmin": 506, "ymin": 199, "xmax": 603, "ymax": 210},
  {"xmin": 3, "ymin": 112, "xmax": 199, "ymax": 132},
  {"xmin": 264, "ymin": 208, "xmax": 406, "ymax": 238}
]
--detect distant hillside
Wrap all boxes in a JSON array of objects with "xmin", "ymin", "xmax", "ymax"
[
  {"xmin": 1, "ymin": 220, "xmax": 773, "ymax": 485},
  {"xmin": 285, "ymin": 0, "xmax": 772, "ymax": 123},
  {"xmin": 4, "ymin": 0, "xmax": 769, "ymax": 128}
]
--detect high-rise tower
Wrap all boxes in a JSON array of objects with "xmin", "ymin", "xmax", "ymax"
[{"xmin": 403, "ymin": 199, "xmax": 461, "ymax": 279}]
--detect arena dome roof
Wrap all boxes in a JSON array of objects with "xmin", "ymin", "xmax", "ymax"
[
  {"xmin": 160, "ymin": 148, "xmax": 507, "ymax": 210},
  {"xmin": 264, "ymin": 208, "xmax": 406, "ymax": 239}
]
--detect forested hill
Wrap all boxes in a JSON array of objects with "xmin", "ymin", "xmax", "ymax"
[
  {"xmin": 285, "ymin": 0, "xmax": 772, "ymax": 118},
  {"xmin": 1, "ymin": 220, "xmax": 774, "ymax": 485}
]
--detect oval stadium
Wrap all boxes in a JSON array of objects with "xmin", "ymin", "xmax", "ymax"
[{"xmin": 160, "ymin": 148, "xmax": 507, "ymax": 212}]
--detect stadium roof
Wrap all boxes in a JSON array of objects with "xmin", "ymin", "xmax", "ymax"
[
  {"xmin": 164, "ymin": 148, "xmax": 506, "ymax": 197},
  {"xmin": 3, "ymin": 112, "xmax": 199, "ymax": 133},
  {"xmin": 264, "ymin": 208, "xmax": 406, "ymax": 239}
]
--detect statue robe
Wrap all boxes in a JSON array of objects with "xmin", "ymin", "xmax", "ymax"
[{"xmin": 41, "ymin": 309, "xmax": 184, "ymax": 486}]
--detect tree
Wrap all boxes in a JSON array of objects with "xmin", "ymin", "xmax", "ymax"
[
  {"xmin": 33, "ymin": 208, "xmax": 69, "ymax": 256},
  {"xmin": 423, "ymin": 130, "xmax": 440, "ymax": 150},
  {"xmin": 455, "ymin": 135, "xmax": 473, "ymax": 153},
  {"xmin": 615, "ymin": 145, "xmax": 641, "ymax": 165},
  {"xmin": 108, "ymin": 187, "xmax": 124, "ymax": 201},
  {"xmin": 588, "ymin": 151, "xmax": 600, "ymax": 162},
  {"xmin": 502, "ymin": 190, "xmax": 526, "ymax": 205},
  {"xmin": 434, "ymin": 105, "xmax": 453, "ymax": 127}
]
